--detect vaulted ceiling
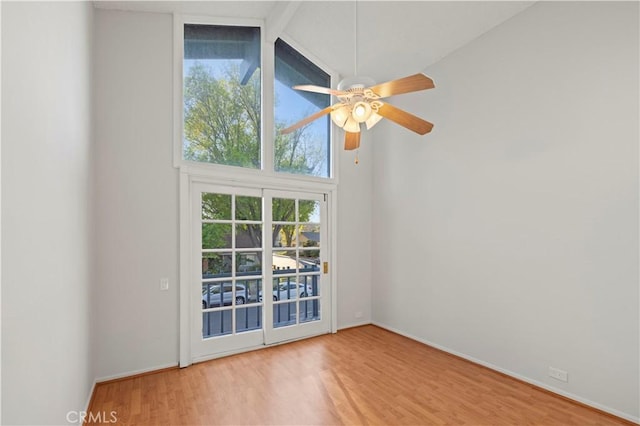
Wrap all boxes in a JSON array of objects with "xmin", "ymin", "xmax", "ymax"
[{"xmin": 95, "ymin": 1, "xmax": 535, "ymax": 83}]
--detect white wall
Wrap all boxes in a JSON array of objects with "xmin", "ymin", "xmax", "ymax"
[
  {"xmin": 93, "ymin": 9, "xmax": 178, "ymax": 379},
  {"xmin": 372, "ymin": 1, "xmax": 638, "ymax": 421},
  {"xmin": 337, "ymin": 141, "xmax": 373, "ymax": 329},
  {"xmin": 1, "ymin": 2, "xmax": 95, "ymax": 424},
  {"xmin": 0, "ymin": 1, "xmax": 4, "ymax": 422},
  {"xmin": 93, "ymin": 8, "xmax": 372, "ymax": 378}
]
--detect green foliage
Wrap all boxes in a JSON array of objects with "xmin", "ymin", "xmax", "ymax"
[
  {"xmin": 184, "ymin": 64, "xmax": 260, "ymax": 168},
  {"xmin": 201, "ymin": 193, "xmax": 231, "ymax": 250},
  {"xmin": 272, "ymin": 199, "xmax": 318, "ymax": 247},
  {"xmin": 202, "ymin": 193, "xmax": 231, "ymax": 221},
  {"xmin": 184, "ymin": 62, "xmax": 325, "ymax": 175}
]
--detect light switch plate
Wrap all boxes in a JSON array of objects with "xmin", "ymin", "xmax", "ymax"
[{"xmin": 160, "ymin": 278, "xmax": 169, "ymax": 291}]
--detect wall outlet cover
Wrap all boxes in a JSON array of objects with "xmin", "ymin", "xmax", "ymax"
[{"xmin": 548, "ymin": 366, "xmax": 568, "ymax": 382}]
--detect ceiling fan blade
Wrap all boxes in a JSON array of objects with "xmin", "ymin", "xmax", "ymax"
[
  {"xmin": 377, "ymin": 103, "xmax": 434, "ymax": 135},
  {"xmin": 293, "ymin": 85, "xmax": 346, "ymax": 97},
  {"xmin": 369, "ymin": 74, "xmax": 435, "ymax": 98},
  {"xmin": 344, "ymin": 132, "xmax": 361, "ymax": 151},
  {"xmin": 279, "ymin": 106, "xmax": 334, "ymax": 135}
]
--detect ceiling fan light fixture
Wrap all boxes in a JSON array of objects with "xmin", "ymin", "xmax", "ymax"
[
  {"xmin": 343, "ymin": 116, "xmax": 361, "ymax": 133},
  {"xmin": 352, "ymin": 101, "xmax": 372, "ymax": 123},
  {"xmin": 330, "ymin": 106, "xmax": 349, "ymax": 127},
  {"xmin": 365, "ymin": 112, "xmax": 384, "ymax": 130}
]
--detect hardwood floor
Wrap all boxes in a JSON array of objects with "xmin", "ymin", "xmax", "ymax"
[{"xmin": 88, "ymin": 326, "xmax": 633, "ymax": 425}]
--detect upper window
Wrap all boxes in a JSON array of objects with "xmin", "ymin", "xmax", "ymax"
[
  {"xmin": 183, "ymin": 24, "xmax": 261, "ymax": 168},
  {"xmin": 181, "ymin": 23, "xmax": 332, "ymax": 179},
  {"xmin": 274, "ymin": 39, "xmax": 331, "ymax": 178}
]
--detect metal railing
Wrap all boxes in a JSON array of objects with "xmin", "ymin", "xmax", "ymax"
[{"xmin": 202, "ymin": 265, "xmax": 320, "ymax": 337}]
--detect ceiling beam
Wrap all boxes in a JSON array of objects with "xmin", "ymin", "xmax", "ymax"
[{"xmin": 265, "ymin": 1, "xmax": 301, "ymax": 43}]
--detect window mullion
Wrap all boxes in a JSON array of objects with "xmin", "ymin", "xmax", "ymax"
[{"xmin": 262, "ymin": 37, "xmax": 275, "ymax": 174}]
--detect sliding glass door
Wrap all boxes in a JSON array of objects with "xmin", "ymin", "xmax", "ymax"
[
  {"xmin": 191, "ymin": 184, "xmax": 330, "ymax": 361},
  {"xmin": 264, "ymin": 190, "xmax": 329, "ymax": 344}
]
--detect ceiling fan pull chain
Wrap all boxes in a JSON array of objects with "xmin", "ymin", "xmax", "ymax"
[{"xmin": 354, "ymin": 150, "xmax": 360, "ymax": 165}]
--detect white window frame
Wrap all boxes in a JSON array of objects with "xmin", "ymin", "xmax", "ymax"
[
  {"xmin": 174, "ymin": 14, "xmax": 340, "ymax": 367},
  {"xmin": 173, "ymin": 14, "xmax": 340, "ymax": 184}
]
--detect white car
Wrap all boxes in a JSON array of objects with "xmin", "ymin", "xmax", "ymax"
[
  {"xmin": 259, "ymin": 282, "xmax": 315, "ymax": 301},
  {"xmin": 202, "ymin": 283, "xmax": 249, "ymax": 308}
]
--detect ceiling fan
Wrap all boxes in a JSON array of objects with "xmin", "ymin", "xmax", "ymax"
[{"xmin": 279, "ymin": 73, "xmax": 435, "ymax": 151}]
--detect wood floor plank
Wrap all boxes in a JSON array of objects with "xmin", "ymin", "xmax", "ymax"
[{"xmin": 87, "ymin": 326, "xmax": 634, "ymax": 425}]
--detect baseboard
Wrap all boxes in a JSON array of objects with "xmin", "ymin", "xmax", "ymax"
[
  {"xmin": 84, "ymin": 380, "xmax": 96, "ymax": 412},
  {"xmin": 372, "ymin": 321, "xmax": 639, "ymax": 425},
  {"xmin": 94, "ymin": 362, "xmax": 179, "ymax": 384},
  {"xmin": 337, "ymin": 320, "xmax": 371, "ymax": 331}
]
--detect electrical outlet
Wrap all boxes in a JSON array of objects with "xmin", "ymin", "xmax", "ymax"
[
  {"xmin": 548, "ymin": 367, "xmax": 568, "ymax": 382},
  {"xmin": 160, "ymin": 278, "xmax": 169, "ymax": 291},
  {"xmin": 355, "ymin": 311, "xmax": 363, "ymax": 319}
]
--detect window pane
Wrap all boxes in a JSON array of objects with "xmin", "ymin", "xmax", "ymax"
[
  {"xmin": 272, "ymin": 224, "xmax": 297, "ymax": 248},
  {"xmin": 184, "ymin": 24, "xmax": 261, "ymax": 168},
  {"xmin": 236, "ymin": 306, "xmax": 262, "ymax": 333},
  {"xmin": 202, "ymin": 282, "xmax": 229, "ymax": 308},
  {"xmin": 299, "ymin": 275, "xmax": 320, "ymax": 297},
  {"xmin": 273, "ymin": 250, "xmax": 297, "ymax": 273},
  {"xmin": 202, "ymin": 223, "xmax": 232, "ymax": 249},
  {"xmin": 202, "ymin": 253, "xmax": 232, "ymax": 276},
  {"xmin": 236, "ymin": 224, "xmax": 262, "ymax": 248},
  {"xmin": 202, "ymin": 193, "xmax": 231, "ymax": 220},
  {"xmin": 203, "ymin": 310, "xmax": 232, "ymax": 338},
  {"xmin": 275, "ymin": 39, "xmax": 331, "ymax": 178},
  {"xmin": 235, "ymin": 196, "xmax": 262, "ymax": 221},
  {"xmin": 299, "ymin": 299, "xmax": 320, "ymax": 323},
  {"xmin": 237, "ymin": 279, "xmax": 261, "ymax": 303},
  {"xmin": 236, "ymin": 251, "xmax": 262, "ymax": 274},
  {"xmin": 299, "ymin": 199, "xmax": 319, "ymax": 223},
  {"xmin": 272, "ymin": 198, "xmax": 296, "ymax": 222},
  {"xmin": 273, "ymin": 302, "xmax": 297, "ymax": 328}
]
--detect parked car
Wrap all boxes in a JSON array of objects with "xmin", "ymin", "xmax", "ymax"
[
  {"xmin": 202, "ymin": 283, "xmax": 250, "ymax": 309},
  {"xmin": 258, "ymin": 282, "xmax": 315, "ymax": 301}
]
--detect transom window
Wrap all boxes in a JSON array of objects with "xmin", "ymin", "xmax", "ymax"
[
  {"xmin": 274, "ymin": 39, "xmax": 331, "ymax": 178},
  {"xmin": 182, "ymin": 23, "xmax": 332, "ymax": 179},
  {"xmin": 183, "ymin": 24, "xmax": 262, "ymax": 169}
]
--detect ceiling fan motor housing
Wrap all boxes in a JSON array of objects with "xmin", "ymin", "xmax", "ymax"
[
  {"xmin": 332, "ymin": 77, "xmax": 383, "ymax": 128},
  {"xmin": 337, "ymin": 76, "xmax": 376, "ymax": 91}
]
